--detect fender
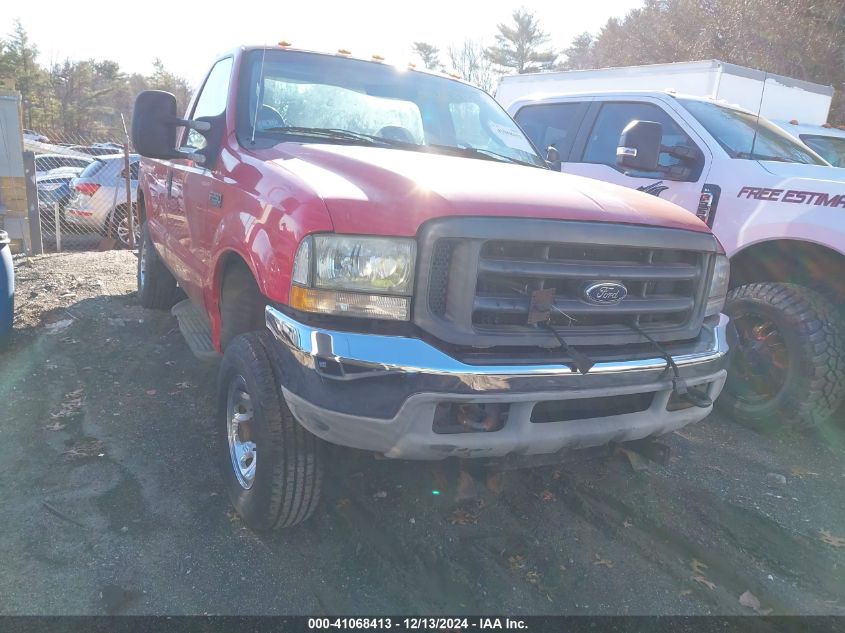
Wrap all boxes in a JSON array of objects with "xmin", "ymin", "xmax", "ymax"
[{"xmin": 205, "ymin": 195, "xmax": 333, "ymax": 349}]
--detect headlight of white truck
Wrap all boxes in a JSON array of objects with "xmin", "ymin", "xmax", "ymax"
[
  {"xmin": 290, "ymin": 235, "xmax": 416, "ymax": 321},
  {"xmin": 705, "ymin": 254, "xmax": 730, "ymax": 317}
]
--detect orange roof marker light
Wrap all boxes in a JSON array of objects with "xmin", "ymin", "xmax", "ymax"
[
  {"xmin": 278, "ymin": 40, "xmax": 292, "ymax": 47},
  {"xmin": 337, "ymin": 48, "xmax": 352, "ymax": 56},
  {"xmin": 788, "ymin": 119, "xmax": 799, "ymax": 125},
  {"xmin": 372, "ymin": 54, "xmax": 385, "ymax": 62},
  {"xmin": 408, "ymin": 62, "xmax": 417, "ymax": 69}
]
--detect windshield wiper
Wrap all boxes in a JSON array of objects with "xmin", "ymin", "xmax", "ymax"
[
  {"xmin": 428, "ymin": 144, "xmax": 542, "ymax": 168},
  {"xmin": 261, "ymin": 127, "xmax": 416, "ymax": 148}
]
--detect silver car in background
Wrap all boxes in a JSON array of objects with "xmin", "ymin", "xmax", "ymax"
[{"xmin": 65, "ymin": 154, "xmax": 140, "ymax": 247}]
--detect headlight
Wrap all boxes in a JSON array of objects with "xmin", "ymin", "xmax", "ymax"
[
  {"xmin": 705, "ymin": 254, "xmax": 730, "ymax": 317},
  {"xmin": 290, "ymin": 235, "xmax": 416, "ymax": 321}
]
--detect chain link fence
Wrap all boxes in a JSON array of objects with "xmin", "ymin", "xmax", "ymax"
[{"xmin": 20, "ymin": 130, "xmax": 138, "ymax": 253}]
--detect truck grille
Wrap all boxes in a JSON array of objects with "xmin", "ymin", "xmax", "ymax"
[
  {"xmin": 414, "ymin": 218, "xmax": 718, "ymax": 349},
  {"xmin": 473, "ymin": 241, "xmax": 701, "ymax": 330}
]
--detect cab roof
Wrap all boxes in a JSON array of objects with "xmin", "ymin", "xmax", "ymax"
[{"xmin": 228, "ymin": 44, "xmax": 474, "ymax": 87}]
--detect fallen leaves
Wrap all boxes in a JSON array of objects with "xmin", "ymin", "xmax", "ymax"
[
  {"xmin": 524, "ymin": 570, "xmax": 542, "ymax": 585},
  {"xmin": 623, "ymin": 517, "xmax": 633, "ymax": 529},
  {"xmin": 508, "ymin": 554, "xmax": 527, "ymax": 570},
  {"xmin": 49, "ymin": 389, "xmax": 84, "ymax": 422},
  {"xmin": 690, "ymin": 560, "xmax": 716, "ymax": 590},
  {"xmin": 820, "ymin": 530, "xmax": 845, "ymax": 548},
  {"xmin": 539, "ymin": 490, "xmax": 556, "ymax": 502},
  {"xmin": 692, "ymin": 575, "xmax": 716, "ymax": 590},
  {"xmin": 593, "ymin": 554, "xmax": 614, "ymax": 568},
  {"xmin": 613, "ymin": 445, "xmax": 650, "ymax": 472},
  {"xmin": 448, "ymin": 508, "xmax": 479, "ymax": 526},
  {"xmin": 790, "ymin": 467, "xmax": 819, "ymax": 478},
  {"xmin": 63, "ymin": 438, "xmax": 105, "ymax": 459},
  {"xmin": 739, "ymin": 590, "xmax": 772, "ymax": 615}
]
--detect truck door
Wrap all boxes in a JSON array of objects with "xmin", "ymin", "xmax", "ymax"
[
  {"xmin": 567, "ymin": 99, "xmax": 711, "ymax": 215},
  {"xmin": 517, "ymin": 98, "xmax": 712, "ymax": 219},
  {"xmin": 166, "ymin": 57, "xmax": 233, "ymax": 306}
]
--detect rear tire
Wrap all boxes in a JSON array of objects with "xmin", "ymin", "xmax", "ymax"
[
  {"xmin": 137, "ymin": 222, "xmax": 180, "ymax": 310},
  {"xmin": 217, "ymin": 331, "xmax": 323, "ymax": 531},
  {"xmin": 718, "ymin": 282, "xmax": 845, "ymax": 431}
]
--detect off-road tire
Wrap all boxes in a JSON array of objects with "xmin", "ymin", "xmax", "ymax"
[
  {"xmin": 217, "ymin": 331, "xmax": 323, "ymax": 530},
  {"xmin": 219, "ymin": 264, "xmax": 266, "ymax": 350},
  {"xmin": 718, "ymin": 282, "xmax": 845, "ymax": 431},
  {"xmin": 137, "ymin": 222, "xmax": 180, "ymax": 310}
]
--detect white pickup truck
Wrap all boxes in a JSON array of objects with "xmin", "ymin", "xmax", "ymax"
[{"xmin": 498, "ymin": 82, "xmax": 845, "ymax": 431}]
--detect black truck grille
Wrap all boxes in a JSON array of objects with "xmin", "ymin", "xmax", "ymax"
[
  {"xmin": 473, "ymin": 241, "xmax": 701, "ymax": 330},
  {"xmin": 414, "ymin": 218, "xmax": 718, "ymax": 349}
]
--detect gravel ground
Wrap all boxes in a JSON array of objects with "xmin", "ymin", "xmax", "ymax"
[{"xmin": 1, "ymin": 251, "xmax": 844, "ymax": 615}]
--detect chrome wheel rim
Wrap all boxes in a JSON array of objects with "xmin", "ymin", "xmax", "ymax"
[
  {"xmin": 116, "ymin": 211, "xmax": 141, "ymax": 247},
  {"xmin": 227, "ymin": 375, "xmax": 257, "ymax": 489}
]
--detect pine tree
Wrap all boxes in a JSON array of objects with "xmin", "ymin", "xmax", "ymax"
[{"xmin": 485, "ymin": 8, "xmax": 557, "ymax": 74}]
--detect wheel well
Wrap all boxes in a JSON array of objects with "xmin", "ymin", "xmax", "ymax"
[
  {"xmin": 730, "ymin": 240, "xmax": 845, "ymax": 304},
  {"xmin": 217, "ymin": 253, "xmax": 266, "ymax": 348}
]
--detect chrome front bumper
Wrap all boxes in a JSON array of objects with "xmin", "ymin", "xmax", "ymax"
[{"xmin": 265, "ymin": 307, "xmax": 731, "ymax": 459}]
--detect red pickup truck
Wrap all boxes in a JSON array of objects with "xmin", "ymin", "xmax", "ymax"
[{"xmin": 131, "ymin": 46, "xmax": 731, "ymax": 530}]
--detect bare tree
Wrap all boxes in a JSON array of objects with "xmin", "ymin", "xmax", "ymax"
[
  {"xmin": 486, "ymin": 7, "xmax": 557, "ymax": 74},
  {"xmin": 412, "ymin": 42, "xmax": 442, "ymax": 70},
  {"xmin": 448, "ymin": 40, "xmax": 498, "ymax": 93}
]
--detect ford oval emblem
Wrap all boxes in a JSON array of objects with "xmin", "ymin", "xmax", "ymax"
[{"xmin": 584, "ymin": 282, "xmax": 628, "ymax": 305}]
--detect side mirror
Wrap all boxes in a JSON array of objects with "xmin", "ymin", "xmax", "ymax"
[
  {"xmin": 616, "ymin": 120, "xmax": 662, "ymax": 171},
  {"xmin": 546, "ymin": 145, "xmax": 561, "ymax": 171},
  {"xmin": 132, "ymin": 90, "xmax": 210, "ymax": 164}
]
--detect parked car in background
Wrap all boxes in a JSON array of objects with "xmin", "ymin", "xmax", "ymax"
[
  {"xmin": 23, "ymin": 129, "xmax": 49, "ymax": 143},
  {"xmin": 36, "ymin": 170, "xmax": 83, "ymax": 229},
  {"xmin": 65, "ymin": 154, "xmax": 140, "ymax": 247},
  {"xmin": 64, "ymin": 145, "xmax": 124, "ymax": 157},
  {"xmin": 34, "ymin": 153, "xmax": 93, "ymax": 177}
]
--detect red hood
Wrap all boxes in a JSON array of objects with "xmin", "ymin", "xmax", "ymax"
[{"xmin": 258, "ymin": 144, "xmax": 709, "ymax": 235}]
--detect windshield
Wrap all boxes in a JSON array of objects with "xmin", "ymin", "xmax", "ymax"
[
  {"xmin": 800, "ymin": 134, "xmax": 845, "ymax": 167},
  {"xmin": 237, "ymin": 50, "xmax": 546, "ymax": 168},
  {"xmin": 680, "ymin": 99, "xmax": 827, "ymax": 165}
]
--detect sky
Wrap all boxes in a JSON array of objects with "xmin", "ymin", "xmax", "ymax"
[{"xmin": 2, "ymin": 0, "xmax": 641, "ymax": 86}]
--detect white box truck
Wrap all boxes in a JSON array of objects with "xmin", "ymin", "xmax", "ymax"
[
  {"xmin": 497, "ymin": 73, "xmax": 845, "ymax": 432},
  {"xmin": 497, "ymin": 60, "xmax": 845, "ymax": 167}
]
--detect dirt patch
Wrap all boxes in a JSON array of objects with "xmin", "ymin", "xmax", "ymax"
[{"xmin": 0, "ymin": 251, "xmax": 844, "ymax": 615}]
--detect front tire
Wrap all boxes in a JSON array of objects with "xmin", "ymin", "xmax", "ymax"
[
  {"xmin": 137, "ymin": 222, "xmax": 180, "ymax": 310},
  {"xmin": 718, "ymin": 282, "xmax": 845, "ymax": 431},
  {"xmin": 217, "ymin": 331, "xmax": 323, "ymax": 530}
]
